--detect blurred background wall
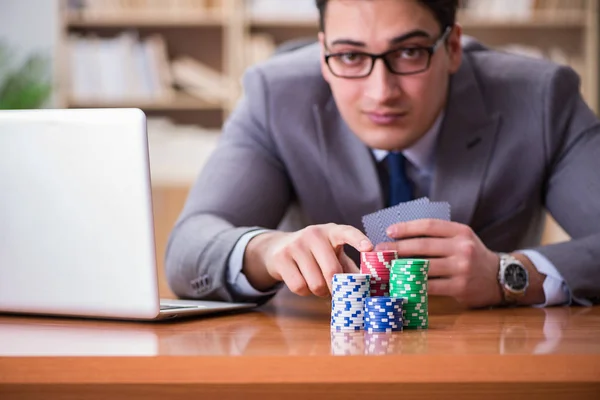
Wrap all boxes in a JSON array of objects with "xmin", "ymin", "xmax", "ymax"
[{"xmin": 0, "ymin": 0, "xmax": 598, "ymax": 297}]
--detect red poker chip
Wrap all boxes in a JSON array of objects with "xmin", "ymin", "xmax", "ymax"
[
  {"xmin": 361, "ymin": 264, "xmax": 390, "ymax": 269},
  {"xmin": 361, "ymin": 251, "xmax": 398, "ymax": 257},
  {"xmin": 361, "ymin": 262, "xmax": 392, "ymax": 268}
]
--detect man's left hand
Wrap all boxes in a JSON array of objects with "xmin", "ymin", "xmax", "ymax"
[{"xmin": 375, "ymin": 219, "xmax": 502, "ymax": 308}]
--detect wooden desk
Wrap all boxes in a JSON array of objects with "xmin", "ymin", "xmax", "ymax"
[{"xmin": 1, "ymin": 291, "xmax": 599, "ymax": 399}]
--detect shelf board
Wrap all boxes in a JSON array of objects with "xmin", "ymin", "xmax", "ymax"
[
  {"xmin": 67, "ymin": 93, "xmax": 224, "ymax": 111},
  {"xmin": 249, "ymin": 17, "xmax": 318, "ymax": 29},
  {"xmin": 248, "ymin": 10, "xmax": 586, "ymax": 29},
  {"xmin": 66, "ymin": 11, "xmax": 225, "ymax": 28},
  {"xmin": 458, "ymin": 10, "xmax": 587, "ymax": 29}
]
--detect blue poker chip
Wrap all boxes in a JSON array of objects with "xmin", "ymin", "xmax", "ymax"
[
  {"xmin": 331, "ymin": 326, "xmax": 362, "ymax": 332},
  {"xmin": 365, "ymin": 304, "xmax": 402, "ymax": 310},
  {"xmin": 332, "ymin": 279, "xmax": 369, "ymax": 285},
  {"xmin": 365, "ymin": 324, "xmax": 402, "ymax": 329},
  {"xmin": 333, "ymin": 286, "xmax": 369, "ymax": 292},
  {"xmin": 333, "ymin": 274, "xmax": 370, "ymax": 283},
  {"xmin": 364, "ymin": 318, "xmax": 401, "ymax": 324},
  {"xmin": 331, "ymin": 320, "xmax": 363, "ymax": 326},
  {"xmin": 331, "ymin": 314, "xmax": 363, "ymax": 320},
  {"xmin": 365, "ymin": 300, "xmax": 402, "ymax": 306},
  {"xmin": 365, "ymin": 304, "xmax": 403, "ymax": 310},
  {"xmin": 332, "ymin": 296, "xmax": 367, "ymax": 302},
  {"xmin": 332, "ymin": 289, "xmax": 369, "ymax": 295},
  {"xmin": 365, "ymin": 307, "xmax": 402, "ymax": 314},
  {"xmin": 331, "ymin": 322, "xmax": 363, "ymax": 327},
  {"xmin": 365, "ymin": 314, "xmax": 402, "ymax": 319},
  {"xmin": 332, "ymin": 282, "xmax": 369, "ymax": 288},
  {"xmin": 331, "ymin": 324, "xmax": 363, "ymax": 330},
  {"xmin": 365, "ymin": 298, "xmax": 404, "ymax": 306},
  {"xmin": 332, "ymin": 300, "xmax": 365, "ymax": 306},
  {"xmin": 365, "ymin": 315, "xmax": 402, "ymax": 321},
  {"xmin": 332, "ymin": 312, "xmax": 363, "ymax": 318},
  {"xmin": 332, "ymin": 287, "xmax": 369, "ymax": 293},
  {"xmin": 365, "ymin": 323, "xmax": 401, "ymax": 329},
  {"xmin": 332, "ymin": 303, "xmax": 364, "ymax": 309},
  {"xmin": 366, "ymin": 327, "xmax": 403, "ymax": 333},
  {"xmin": 333, "ymin": 289, "xmax": 369, "ymax": 295},
  {"xmin": 365, "ymin": 312, "xmax": 400, "ymax": 317},
  {"xmin": 332, "ymin": 283, "xmax": 369, "ymax": 289},
  {"xmin": 364, "ymin": 320, "xmax": 402, "ymax": 326},
  {"xmin": 332, "ymin": 299, "xmax": 365, "ymax": 305},
  {"xmin": 332, "ymin": 308, "xmax": 364, "ymax": 313}
]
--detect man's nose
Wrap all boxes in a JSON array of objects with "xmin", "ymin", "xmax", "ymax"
[{"xmin": 364, "ymin": 58, "xmax": 401, "ymax": 103}]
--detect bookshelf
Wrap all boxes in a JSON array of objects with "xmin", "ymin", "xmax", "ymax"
[
  {"xmin": 58, "ymin": 0, "xmax": 238, "ymax": 129},
  {"xmin": 57, "ymin": 0, "xmax": 599, "ymax": 128},
  {"xmin": 56, "ymin": 0, "xmax": 597, "ymax": 256}
]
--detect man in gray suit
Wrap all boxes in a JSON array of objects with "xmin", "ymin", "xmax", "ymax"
[{"xmin": 165, "ymin": 0, "xmax": 600, "ymax": 308}]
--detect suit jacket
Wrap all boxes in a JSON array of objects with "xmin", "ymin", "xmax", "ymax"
[{"xmin": 165, "ymin": 37, "xmax": 600, "ymax": 305}]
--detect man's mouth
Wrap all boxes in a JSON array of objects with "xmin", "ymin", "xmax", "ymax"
[{"xmin": 364, "ymin": 110, "xmax": 408, "ymax": 125}]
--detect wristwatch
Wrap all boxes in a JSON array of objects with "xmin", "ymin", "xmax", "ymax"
[{"xmin": 497, "ymin": 253, "xmax": 529, "ymax": 304}]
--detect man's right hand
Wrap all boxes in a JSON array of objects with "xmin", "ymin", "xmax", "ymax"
[{"xmin": 242, "ymin": 223, "xmax": 373, "ymax": 297}]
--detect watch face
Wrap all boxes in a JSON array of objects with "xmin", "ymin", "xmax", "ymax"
[{"xmin": 505, "ymin": 263, "xmax": 528, "ymax": 291}]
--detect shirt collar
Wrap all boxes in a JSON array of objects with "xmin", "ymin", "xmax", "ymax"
[{"xmin": 372, "ymin": 110, "xmax": 445, "ymax": 173}]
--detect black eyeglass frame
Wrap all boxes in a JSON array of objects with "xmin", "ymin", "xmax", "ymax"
[{"xmin": 323, "ymin": 26, "xmax": 453, "ymax": 79}]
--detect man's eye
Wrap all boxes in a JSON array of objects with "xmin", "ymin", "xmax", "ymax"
[
  {"xmin": 397, "ymin": 48, "xmax": 426, "ymax": 60},
  {"xmin": 338, "ymin": 53, "xmax": 367, "ymax": 65}
]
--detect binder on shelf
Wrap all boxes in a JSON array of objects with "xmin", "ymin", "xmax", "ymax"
[
  {"xmin": 67, "ymin": 32, "xmax": 174, "ymax": 105},
  {"xmin": 171, "ymin": 56, "xmax": 234, "ymax": 105}
]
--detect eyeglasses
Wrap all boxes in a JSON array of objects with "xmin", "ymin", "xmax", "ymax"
[{"xmin": 324, "ymin": 26, "xmax": 452, "ymax": 79}]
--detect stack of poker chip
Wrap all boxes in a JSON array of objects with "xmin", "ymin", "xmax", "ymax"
[
  {"xmin": 363, "ymin": 297, "xmax": 404, "ymax": 333},
  {"xmin": 330, "ymin": 273, "xmax": 370, "ymax": 332},
  {"xmin": 360, "ymin": 251, "xmax": 398, "ymax": 296},
  {"xmin": 390, "ymin": 259, "xmax": 429, "ymax": 329}
]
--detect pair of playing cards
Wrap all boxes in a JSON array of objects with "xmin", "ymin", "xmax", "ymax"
[{"xmin": 361, "ymin": 197, "xmax": 451, "ymax": 245}]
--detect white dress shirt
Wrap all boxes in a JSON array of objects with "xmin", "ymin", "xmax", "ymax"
[{"xmin": 225, "ymin": 112, "xmax": 571, "ymax": 306}]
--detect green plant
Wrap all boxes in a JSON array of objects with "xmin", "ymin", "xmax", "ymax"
[{"xmin": 0, "ymin": 41, "xmax": 52, "ymax": 109}]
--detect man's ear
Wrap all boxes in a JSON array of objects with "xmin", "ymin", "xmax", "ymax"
[
  {"xmin": 318, "ymin": 32, "xmax": 331, "ymax": 84},
  {"xmin": 447, "ymin": 24, "xmax": 463, "ymax": 74}
]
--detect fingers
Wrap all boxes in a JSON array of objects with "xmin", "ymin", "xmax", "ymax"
[
  {"xmin": 293, "ymin": 245, "xmax": 332, "ymax": 297},
  {"xmin": 386, "ymin": 219, "xmax": 469, "ymax": 239},
  {"xmin": 274, "ymin": 224, "xmax": 372, "ymax": 297},
  {"xmin": 427, "ymin": 258, "xmax": 455, "ymax": 278},
  {"xmin": 339, "ymin": 252, "xmax": 360, "ymax": 274},
  {"xmin": 310, "ymin": 238, "xmax": 346, "ymax": 292},
  {"xmin": 278, "ymin": 259, "xmax": 311, "ymax": 296},
  {"xmin": 375, "ymin": 237, "xmax": 454, "ymax": 257},
  {"xmin": 328, "ymin": 224, "xmax": 373, "ymax": 252},
  {"xmin": 428, "ymin": 277, "xmax": 458, "ymax": 297}
]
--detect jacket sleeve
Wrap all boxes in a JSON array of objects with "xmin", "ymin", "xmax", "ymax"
[
  {"xmin": 534, "ymin": 65, "xmax": 600, "ymax": 304},
  {"xmin": 164, "ymin": 66, "xmax": 293, "ymax": 303}
]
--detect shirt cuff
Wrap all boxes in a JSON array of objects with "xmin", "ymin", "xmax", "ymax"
[
  {"xmin": 226, "ymin": 229, "xmax": 281, "ymax": 299},
  {"xmin": 519, "ymin": 250, "xmax": 573, "ymax": 307}
]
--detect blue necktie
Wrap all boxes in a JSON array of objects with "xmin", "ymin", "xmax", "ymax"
[{"xmin": 387, "ymin": 151, "xmax": 412, "ymax": 206}]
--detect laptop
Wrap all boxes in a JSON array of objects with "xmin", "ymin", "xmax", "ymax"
[{"xmin": 0, "ymin": 108, "xmax": 257, "ymax": 321}]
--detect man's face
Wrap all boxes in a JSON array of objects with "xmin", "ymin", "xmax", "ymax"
[{"xmin": 319, "ymin": 0, "xmax": 462, "ymax": 151}]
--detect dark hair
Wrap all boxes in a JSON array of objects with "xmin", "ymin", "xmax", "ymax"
[{"xmin": 315, "ymin": 0, "xmax": 459, "ymax": 33}]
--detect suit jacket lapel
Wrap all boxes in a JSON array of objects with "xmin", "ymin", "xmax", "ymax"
[
  {"xmin": 431, "ymin": 55, "xmax": 501, "ymax": 225},
  {"xmin": 313, "ymin": 98, "xmax": 383, "ymax": 229}
]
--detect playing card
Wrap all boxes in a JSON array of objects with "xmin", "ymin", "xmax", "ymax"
[
  {"xmin": 362, "ymin": 197, "xmax": 430, "ymax": 244},
  {"xmin": 362, "ymin": 211, "xmax": 386, "ymax": 245},
  {"xmin": 396, "ymin": 200, "xmax": 451, "ymax": 223},
  {"xmin": 377, "ymin": 197, "xmax": 430, "ymax": 242},
  {"xmin": 425, "ymin": 201, "xmax": 451, "ymax": 221},
  {"xmin": 362, "ymin": 198, "xmax": 452, "ymax": 245}
]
